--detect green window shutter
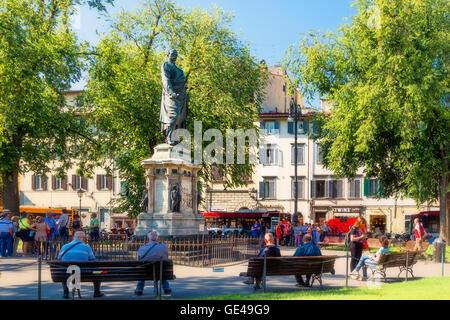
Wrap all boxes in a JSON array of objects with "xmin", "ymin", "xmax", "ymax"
[
  {"xmin": 363, "ymin": 178, "xmax": 369, "ymax": 197},
  {"xmin": 378, "ymin": 180, "xmax": 385, "ymax": 198},
  {"xmin": 260, "ymin": 122, "xmax": 265, "ymax": 129},
  {"xmin": 302, "ymin": 121, "xmax": 308, "ymax": 134},
  {"xmin": 274, "ymin": 122, "xmax": 279, "ymax": 131}
]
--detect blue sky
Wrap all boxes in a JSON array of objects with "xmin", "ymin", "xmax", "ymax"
[{"xmin": 73, "ymin": 0, "xmax": 356, "ymax": 105}]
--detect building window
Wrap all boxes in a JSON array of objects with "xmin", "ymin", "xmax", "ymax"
[
  {"xmin": 287, "ymin": 121, "xmax": 308, "ymax": 135},
  {"xmin": 291, "ymin": 179, "xmax": 304, "ymax": 199},
  {"xmin": 349, "ymin": 179, "xmax": 361, "ymax": 198},
  {"xmin": 72, "ymin": 175, "xmax": 88, "ymax": 191},
  {"xmin": 291, "ymin": 144, "xmax": 305, "ymax": 165},
  {"xmin": 316, "ymin": 144, "xmax": 323, "ymax": 164},
  {"xmin": 259, "ymin": 178, "xmax": 276, "ymax": 199},
  {"xmin": 32, "ymin": 175, "xmax": 44, "ymax": 190},
  {"xmin": 328, "ymin": 180, "xmax": 343, "ymax": 198},
  {"xmin": 260, "ymin": 121, "xmax": 279, "ymax": 135},
  {"xmin": 97, "ymin": 174, "xmax": 112, "ymax": 191},
  {"xmin": 311, "ymin": 180, "xmax": 326, "ymax": 198},
  {"xmin": 260, "ymin": 144, "xmax": 279, "ymax": 165},
  {"xmin": 364, "ymin": 178, "xmax": 379, "ymax": 197}
]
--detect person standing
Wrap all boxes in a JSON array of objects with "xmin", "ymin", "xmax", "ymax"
[
  {"xmin": 293, "ymin": 234, "xmax": 322, "ymax": 287},
  {"xmin": 72, "ymin": 215, "xmax": 83, "ymax": 233},
  {"xmin": 349, "ymin": 218, "xmax": 367, "ymax": 272},
  {"xmin": 242, "ymin": 233, "xmax": 281, "ymax": 289},
  {"xmin": 0, "ymin": 210, "xmax": 14, "ymax": 257},
  {"xmin": 58, "ymin": 231, "xmax": 104, "ymax": 299},
  {"xmin": 284, "ymin": 221, "xmax": 291, "ymax": 246},
  {"xmin": 30, "ymin": 216, "xmax": 49, "ymax": 256},
  {"xmin": 43, "ymin": 211, "xmax": 57, "ymax": 241},
  {"xmin": 251, "ymin": 220, "xmax": 261, "ymax": 238},
  {"xmin": 321, "ymin": 222, "xmax": 330, "ymax": 242},
  {"xmin": 413, "ymin": 218, "xmax": 426, "ymax": 251},
  {"xmin": 259, "ymin": 218, "xmax": 266, "ymax": 237},
  {"xmin": 89, "ymin": 213, "xmax": 100, "ymax": 241},
  {"xmin": 294, "ymin": 223, "xmax": 302, "ymax": 247},
  {"xmin": 11, "ymin": 216, "xmax": 20, "ymax": 256},
  {"xmin": 18, "ymin": 213, "xmax": 33, "ymax": 256},
  {"xmin": 276, "ymin": 221, "xmax": 283, "ymax": 246},
  {"xmin": 135, "ymin": 231, "xmax": 172, "ymax": 296},
  {"xmin": 57, "ymin": 210, "xmax": 71, "ymax": 243}
]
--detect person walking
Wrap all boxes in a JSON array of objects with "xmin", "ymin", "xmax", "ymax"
[
  {"xmin": 293, "ymin": 234, "xmax": 322, "ymax": 287},
  {"xmin": 135, "ymin": 231, "xmax": 172, "ymax": 296},
  {"xmin": 0, "ymin": 210, "xmax": 14, "ymax": 257},
  {"xmin": 349, "ymin": 217, "xmax": 367, "ymax": 272},
  {"xmin": 58, "ymin": 231, "xmax": 104, "ymax": 299},
  {"xmin": 413, "ymin": 218, "xmax": 426, "ymax": 251},
  {"xmin": 242, "ymin": 233, "xmax": 281, "ymax": 289},
  {"xmin": 89, "ymin": 213, "xmax": 100, "ymax": 241}
]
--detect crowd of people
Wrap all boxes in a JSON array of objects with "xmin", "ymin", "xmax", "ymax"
[{"xmin": 0, "ymin": 208, "xmax": 103, "ymax": 258}]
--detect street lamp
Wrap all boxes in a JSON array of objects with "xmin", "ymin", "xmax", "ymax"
[
  {"xmin": 77, "ymin": 188, "xmax": 85, "ymax": 215},
  {"xmin": 288, "ymin": 97, "xmax": 302, "ymax": 225}
]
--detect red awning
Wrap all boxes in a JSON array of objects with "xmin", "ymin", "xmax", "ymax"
[
  {"xmin": 202, "ymin": 212, "xmax": 282, "ymax": 219},
  {"xmin": 416, "ymin": 211, "xmax": 440, "ymax": 216}
]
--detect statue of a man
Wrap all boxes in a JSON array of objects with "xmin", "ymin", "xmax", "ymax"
[
  {"xmin": 169, "ymin": 184, "xmax": 181, "ymax": 212},
  {"xmin": 160, "ymin": 49, "xmax": 189, "ymax": 145}
]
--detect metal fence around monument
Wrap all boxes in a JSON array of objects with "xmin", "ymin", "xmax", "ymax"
[{"xmin": 34, "ymin": 234, "xmax": 262, "ymax": 267}]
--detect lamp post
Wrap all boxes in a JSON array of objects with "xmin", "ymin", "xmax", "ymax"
[
  {"xmin": 77, "ymin": 188, "xmax": 85, "ymax": 215},
  {"xmin": 289, "ymin": 98, "xmax": 302, "ymax": 226}
]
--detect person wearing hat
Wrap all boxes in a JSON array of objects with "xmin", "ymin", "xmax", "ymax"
[{"xmin": 0, "ymin": 209, "xmax": 14, "ymax": 257}]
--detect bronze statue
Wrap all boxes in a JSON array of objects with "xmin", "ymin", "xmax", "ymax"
[
  {"xmin": 169, "ymin": 184, "xmax": 181, "ymax": 212},
  {"xmin": 160, "ymin": 49, "xmax": 189, "ymax": 145}
]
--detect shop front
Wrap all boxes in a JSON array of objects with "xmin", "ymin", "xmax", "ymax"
[{"xmin": 366, "ymin": 209, "xmax": 391, "ymax": 235}]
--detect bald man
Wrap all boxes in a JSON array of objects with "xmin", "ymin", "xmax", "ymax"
[{"xmin": 58, "ymin": 231, "xmax": 104, "ymax": 299}]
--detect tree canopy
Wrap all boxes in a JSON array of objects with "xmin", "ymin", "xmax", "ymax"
[
  {"xmin": 0, "ymin": 0, "xmax": 113, "ymax": 214},
  {"xmin": 285, "ymin": 0, "xmax": 449, "ymax": 239}
]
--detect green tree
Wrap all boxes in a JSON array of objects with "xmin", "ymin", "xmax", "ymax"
[
  {"xmin": 285, "ymin": 0, "xmax": 449, "ymax": 239},
  {"xmin": 0, "ymin": 0, "xmax": 113, "ymax": 214},
  {"xmin": 83, "ymin": 0, "xmax": 266, "ymax": 216}
]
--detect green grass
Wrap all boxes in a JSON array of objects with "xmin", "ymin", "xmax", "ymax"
[{"xmin": 199, "ymin": 277, "xmax": 450, "ymax": 300}]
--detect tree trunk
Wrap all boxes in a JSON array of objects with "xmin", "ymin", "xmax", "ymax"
[
  {"xmin": 2, "ymin": 169, "xmax": 20, "ymax": 216},
  {"xmin": 439, "ymin": 174, "xmax": 448, "ymax": 242}
]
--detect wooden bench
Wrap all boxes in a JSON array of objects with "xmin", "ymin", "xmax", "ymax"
[
  {"xmin": 239, "ymin": 256, "xmax": 338, "ymax": 290},
  {"xmin": 318, "ymin": 236, "xmax": 345, "ymax": 247},
  {"xmin": 48, "ymin": 260, "xmax": 176, "ymax": 298},
  {"xmin": 365, "ymin": 251, "xmax": 422, "ymax": 281}
]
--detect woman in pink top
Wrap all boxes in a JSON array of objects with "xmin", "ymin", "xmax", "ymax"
[{"xmin": 30, "ymin": 216, "xmax": 49, "ymax": 255}]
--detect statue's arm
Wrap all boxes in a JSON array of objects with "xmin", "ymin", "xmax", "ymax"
[{"xmin": 161, "ymin": 63, "xmax": 178, "ymax": 99}]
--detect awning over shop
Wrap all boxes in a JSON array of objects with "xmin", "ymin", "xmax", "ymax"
[
  {"xmin": 202, "ymin": 211, "xmax": 283, "ymax": 219},
  {"xmin": 416, "ymin": 211, "xmax": 440, "ymax": 216}
]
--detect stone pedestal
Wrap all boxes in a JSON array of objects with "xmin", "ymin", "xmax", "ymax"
[{"xmin": 134, "ymin": 144, "xmax": 205, "ymax": 237}]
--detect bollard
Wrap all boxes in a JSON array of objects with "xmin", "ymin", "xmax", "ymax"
[
  {"xmin": 38, "ymin": 256, "xmax": 42, "ymax": 300},
  {"xmin": 442, "ymin": 245, "xmax": 445, "ymax": 277},
  {"xmin": 159, "ymin": 256, "xmax": 163, "ymax": 300},
  {"xmin": 263, "ymin": 253, "xmax": 267, "ymax": 293},
  {"xmin": 345, "ymin": 248, "xmax": 349, "ymax": 288}
]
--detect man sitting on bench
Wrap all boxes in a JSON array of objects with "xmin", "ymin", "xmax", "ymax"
[
  {"xmin": 293, "ymin": 234, "xmax": 322, "ymax": 287},
  {"xmin": 242, "ymin": 233, "xmax": 281, "ymax": 289},
  {"xmin": 135, "ymin": 231, "xmax": 172, "ymax": 296},
  {"xmin": 58, "ymin": 231, "xmax": 104, "ymax": 299}
]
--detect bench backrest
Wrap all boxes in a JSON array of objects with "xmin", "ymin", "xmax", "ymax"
[
  {"xmin": 245, "ymin": 256, "xmax": 338, "ymax": 277},
  {"xmin": 48, "ymin": 260, "xmax": 175, "ymax": 283},
  {"xmin": 377, "ymin": 252, "xmax": 420, "ymax": 268},
  {"xmin": 322, "ymin": 236, "xmax": 345, "ymax": 244}
]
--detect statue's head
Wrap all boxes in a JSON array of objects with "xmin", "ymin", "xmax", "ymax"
[{"xmin": 167, "ymin": 48, "xmax": 178, "ymax": 63}]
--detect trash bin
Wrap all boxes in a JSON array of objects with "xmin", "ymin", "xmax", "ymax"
[{"xmin": 433, "ymin": 238, "xmax": 446, "ymax": 263}]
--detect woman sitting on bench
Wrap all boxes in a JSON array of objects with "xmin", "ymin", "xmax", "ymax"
[{"xmin": 350, "ymin": 235, "xmax": 390, "ymax": 280}]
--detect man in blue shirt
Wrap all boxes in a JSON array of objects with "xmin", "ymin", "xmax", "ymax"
[
  {"xmin": 58, "ymin": 231, "xmax": 104, "ymax": 299},
  {"xmin": 43, "ymin": 211, "xmax": 57, "ymax": 240},
  {"xmin": 0, "ymin": 210, "xmax": 13, "ymax": 257},
  {"xmin": 293, "ymin": 234, "xmax": 322, "ymax": 287}
]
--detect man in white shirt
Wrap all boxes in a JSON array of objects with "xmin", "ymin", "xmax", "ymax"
[{"xmin": 135, "ymin": 231, "xmax": 172, "ymax": 296}]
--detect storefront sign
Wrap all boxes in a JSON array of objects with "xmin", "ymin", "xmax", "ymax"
[{"xmin": 333, "ymin": 207, "xmax": 361, "ymax": 214}]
